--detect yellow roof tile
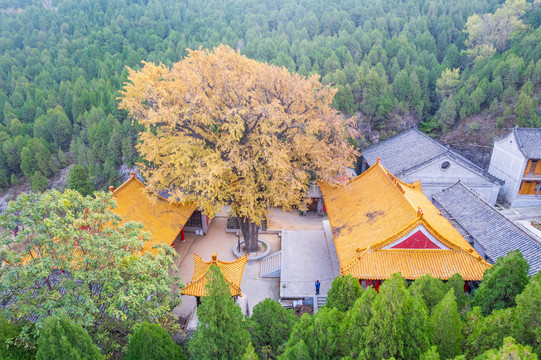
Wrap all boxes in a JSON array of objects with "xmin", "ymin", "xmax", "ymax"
[
  {"xmin": 319, "ymin": 162, "xmax": 490, "ymax": 280},
  {"xmin": 182, "ymin": 253, "xmax": 248, "ymax": 297},
  {"xmin": 112, "ymin": 175, "xmax": 197, "ymax": 254}
]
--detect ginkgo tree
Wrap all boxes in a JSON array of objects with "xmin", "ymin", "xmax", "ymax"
[{"xmin": 119, "ymin": 45, "xmax": 357, "ymax": 252}]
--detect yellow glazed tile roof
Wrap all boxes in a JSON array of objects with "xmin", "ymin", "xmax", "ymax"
[
  {"xmin": 181, "ymin": 253, "xmax": 248, "ymax": 297},
  {"xmin": 112, "ymin": 174, "xmax": 197, "ymax": 254},
  {"xmin": 319, "ymin": 162, "xmax": 490, "ymax": 281}
]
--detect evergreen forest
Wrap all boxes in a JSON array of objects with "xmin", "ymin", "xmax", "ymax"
[{"xmin": 0, "ymin": 0, "xmax": 540, "ymax": 192}]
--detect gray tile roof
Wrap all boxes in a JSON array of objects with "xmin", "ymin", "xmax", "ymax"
[
  {"xmin": 433, "ymin": 182, "xmax": 541, "ymax": 276},
  {"xmin": 514, "ymin": 128, "xmax": 541, "ymax": 159},
  {"xmin": 362, "ymin": 129, "xmax": 447, "ymax": 175},
  {"xmin": 362, "ymin": 128, "xmax": 503, "ymax": 184}
]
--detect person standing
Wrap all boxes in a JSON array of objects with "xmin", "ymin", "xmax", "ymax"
[{"xmin": 315, "ymin": 280, "xmax": 320, "ymax": 295}]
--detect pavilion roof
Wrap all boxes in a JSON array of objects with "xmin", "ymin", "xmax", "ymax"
[
  {"xmin": 112, "ymin": 173, "xmax": 197, "ymax": 254},
  {"xmin": 319, "ymin": 162, "xmax": 491, "ymax": 281},
  {"xmin": 182, "ymin": 253, "xmax": 248, "ymax": 297}
]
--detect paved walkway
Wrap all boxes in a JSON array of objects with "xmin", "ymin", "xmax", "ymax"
[
  {"xmin": 173, "ymin": 216, "xmax": 281, "ymax": 318},
  {"xmin": 500, "ymin": 206, "xmax": 541, "ymax": 243},
  {"xmin": 280, "ymin": 229, "xmax": 337, "ymax": 298},
  {"xmin": 172, "ymin": 209, "xmax": 332, "ymax": 319}
]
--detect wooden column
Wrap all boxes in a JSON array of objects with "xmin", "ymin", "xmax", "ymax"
[{"xmin": 180, "ymin": 228, "xmax": 186, "ymax": 242}]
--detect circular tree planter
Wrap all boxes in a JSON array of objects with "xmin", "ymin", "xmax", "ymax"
[{"xmin": 232, "ymin": 239, "xmax": 271, "ymax": 261}]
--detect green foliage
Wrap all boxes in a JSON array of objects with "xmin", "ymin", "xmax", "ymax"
[
  {"xmin": 68, "ymin": 165, "xmax": 95, "ymax": 196},
  {"xmin": 0, "ymin": 316, "xmax": 34, "ymax": 360},
  {"xmin": 2, "ymin": 0, "xmax": 538, "ymax": 188},
  {"xmin": 189, "ymin": 266, "xmax": 250, "ymax": 360},
  {"xmin": 514, "ymin": 272, "xmax": 541, "ymax": 356},
  {"xmin": 279, "ymin": 339, "xmax": 311, "ymax": 360},
  {"xmin": 243, "ymin": 343, "xmax": 260, "ymax": 360},
  {"xmin": 342, "ymin": 287, "xmax": 377, "ymax": 358},
  {"xmin": 31, "ymin": 171, "xmax": 48, "ymax": 192},
  {"xmin": 125, "ymin": 322, "xmax": 185, "ymax": 360},
  {"xmin": 446, "ymin": 273, "xmax": 469, "ymax": 317},
  {"xmin": 474, "ymin": 250, "xmax": 529, "ymax": 316},
  {"xmin": 410, "ymin": 274, "xmax": 447, "ymax": 314},
  {"xmin": 363, "ymin": 273, "xmax": 430, "ymax": 360},
  {"xmin": 421, "ymin": 346, "xmax": 441, "ymax": 360},
  {"xmin": 36, "ymin": 314, "xmax": 103, "ymax": 360},
  {"xmin": 282, "ymin": 308, "xmax": 345, "ymax": 360},
  {"xmin": 0, "ymin": 190, "xmax": 181, "ymax": 347},
  {"xmin": 325, "ymin": 275, "xmax": 364, "ymax": 312},
  {"xmin": 430, "ymin": 290, "xmax": 463, "ymax": 359},
  {"xmin": 474, "ymin": 337, "xmax": 538, "ymax": 360},
  {"xmin": 249, "ymin": 298, "xmax": 298, "ymax": 359},
  {"xmin": 463, "ymin": 307, "xmax": 515, "ymax": 358}
]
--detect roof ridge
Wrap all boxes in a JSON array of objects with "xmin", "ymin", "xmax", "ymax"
[{"xmin": 360, "ymin": 127, "xmax": 420, "ymax": 152}]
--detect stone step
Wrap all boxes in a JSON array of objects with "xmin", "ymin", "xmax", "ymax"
[
  {"xmin": 259, "ymin": 251, "xmax": 281, "ymax": 278},
  {"xmin": 313, "ymin": 296, "xmax": 327, "ymax": 313}
]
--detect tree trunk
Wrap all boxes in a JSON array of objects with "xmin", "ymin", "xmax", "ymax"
[{"xmin": 237, "ymin": 216, "xmax": 260, "ymax": 253}]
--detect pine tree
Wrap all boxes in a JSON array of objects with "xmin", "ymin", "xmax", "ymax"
[
  {"xmin": 430, "ymin": 290, "xmax": 463, "ymax": 359},
  {"xmin": 188, "ymin": 266, "xmax": 250, "ymax": 360},
  {"xmin": 125, "ymin": 321, "xmax": 185, "ymax": 360},
  {"xmin": 325, "ymin": 275, "xmax": 364, "ymax": 312},
  {"xmin": 36, "ymin": 314, "xmax": 103, "ymax": 360}
]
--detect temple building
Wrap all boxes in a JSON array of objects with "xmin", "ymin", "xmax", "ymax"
[
  {"xmin": 489, "ymin": 127, "xmax": 541, "ymax": 207},
  {"xmin": 111, "ymin": 172, "xmax": 205, "ymax": 253},
  {"xmin": 319, "ymin": 161, "xmax": 491, "ymax": 291},
  {"xmin": 182, "ymin": 253, "xmax": 248, "ymax": 305},
  {"xmin": 433, "ymin": 182, "xmax": 541, "ymax": 276},
  {"xmin": 361, "ymin": 128, "xmax": 503, "ymax": 205}
]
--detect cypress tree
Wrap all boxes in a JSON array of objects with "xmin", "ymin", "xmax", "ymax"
[
  {"xmin": 36, "ymin": 314, "xmax": 103, "ymax": 360},
  {"xmin": 430, "ymin": 290, "xmax": 463, "ymax": 359},
  {"xmin": 249, "ymin": 298, "xmax": 297, "ymax": 359},
  {"xmin": 342, "ymin": 287, "xmax": 377, "ymax": 358},
  {"xmin": 410, "ymin": 274, "xmax": 447, "ymax": 314},
  {"xmin": 125, "ymin": 321, "xmax": 185, "ymax": 360},
  {"xmin": 363, "ymin": 273, "xmax": 429, "ymax": 360},
  {"xmin": 474, "ymin": 250, "xmax": 529, "ymax": 316},
  {"xmin": 188, "ymin": 266, "xmax": 250, "ymax": 360},
  {"xmin": 325, "ymin": 274, "xmax": 364, "ymax": 312}
]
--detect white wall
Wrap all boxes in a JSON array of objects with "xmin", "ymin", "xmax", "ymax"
[
  {"xmin": 488, "ymin": 133, "xmax": 528, "ymax": 204},
  {"xmin": 400, "ymin": 155, "xmax": 501, "ymax": 205}
]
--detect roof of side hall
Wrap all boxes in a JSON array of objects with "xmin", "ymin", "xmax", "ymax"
[
  {"xmin": 499, "ymin": 127, "xmax": 541, "ymax": 159},
  {"xmin": 433, "ymin": 182, "xmax": 541, "ymax": 276},
  {"xmin": 182, "ymin": 253, "xmax": 248, "ymax": 297},
  {"xmin": 361, "ymin": 128, "xmax": 502, "ymax": 184},
  {"xmin": 319, "ymin": 162, "xmax": 491, "ymax": 281},
  {"xmin": 112, "ymin": 174, "xmax": 197, "ymax": 254}
]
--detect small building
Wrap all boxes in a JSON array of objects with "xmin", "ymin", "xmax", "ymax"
[
  {"xmin": 319, "ymin": 161, "xmax": 491, "ymax": 290},
  {"xmin": 361, "ymin": 128, "xmax": 503, "ymax": 205},
  {"xmin": 182, "ymin": 252, "xmax": 248, "ymax": 305},
  {"xmin": 111, "ymin": 172, "xmax": 208, "ymax": 252},
  {"xmin": 433, "ymin": 182, "xmax": 541, "ymax": 276},
  {"xmin": 488, "ymin": 127, "xmax": 541, "ymax": 207}
]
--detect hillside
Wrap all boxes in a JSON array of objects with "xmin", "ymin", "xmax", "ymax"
[{"xmin": 0, "ymin": 0, "xmax": 539, "ymax": 192}]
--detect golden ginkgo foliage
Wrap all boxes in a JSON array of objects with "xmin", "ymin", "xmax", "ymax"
[{"xmin": 119, "ymin": 45, "xmax": 357, "ymax": 251}]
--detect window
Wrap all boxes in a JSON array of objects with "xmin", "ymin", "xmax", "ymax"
[
  {"xmin": 440, "ymin": 161, "xmax": 451, "ymax": 170},
  {"xmin": 519, "ymin": 181, "xmax": 541, "ymax": 195}
]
